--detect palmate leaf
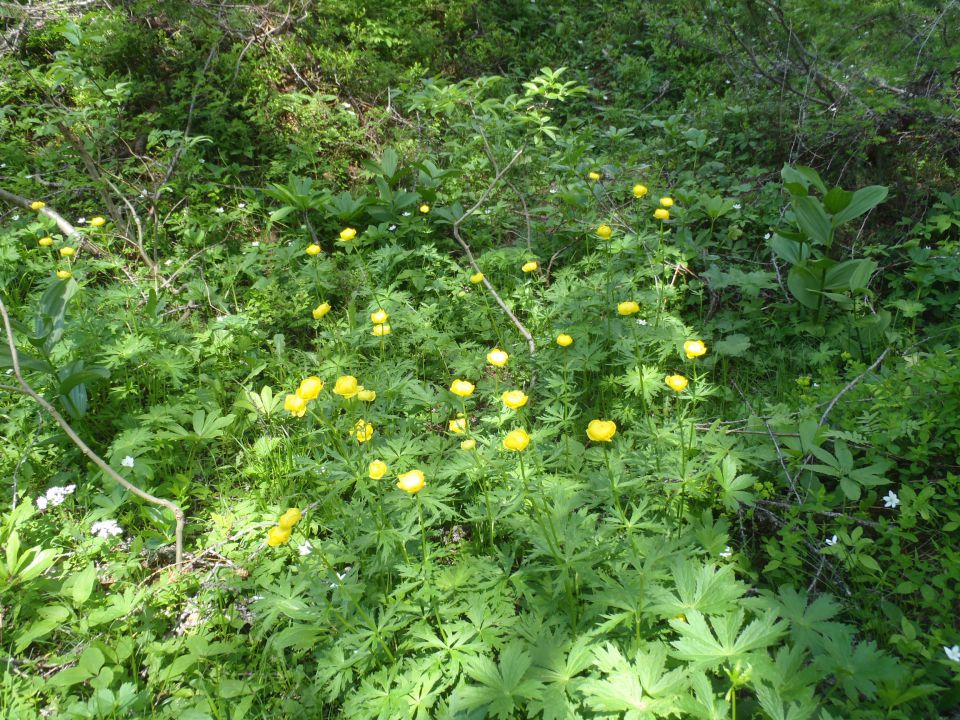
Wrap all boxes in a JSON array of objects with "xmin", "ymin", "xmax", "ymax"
[
  {"xmin": 649, "ymin": 560, "xmax": 747, "ymax": 618},
  {"xmin": 755, "ymin": 683, "xmax": 819, "ymax": 720},
  {"xmin": 452, "ymin": 642, "xmax": 543, "ymax": 719},
  {"xmin": 582, "ymin": 642, "xmax": 688, "ymax": 719},
  {"xmin": 670, "ymin": 610, "xmax": 788, "ymax": 671}
]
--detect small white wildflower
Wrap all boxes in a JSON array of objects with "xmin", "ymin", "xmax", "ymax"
[
  {"xmin": 945, "ymin": 645, "xmax": 960, "ymax": 663},
  {"xmin": 43, "ymin": 484, "xmax": 76, "ymax": 507},
  {"xmin": 164, "ymin": 259, "xmax": 173, "ymax": 266},
  {"xmin": 883, "ymin": 490, "xmax": 900, "ymax": 509},
  {"xmin": 35, "ymin": 496, "xmax": 48, "ymax": 510},
  {"xmin": 251, "ymin": 240, "xmax": 260, "ymax": 247},
  {"xmin": 198, "ymin": 159, "xmax": 205, "ymax": 164},
  {"xmin": 402, "ymin": 211, "xmax": 411, "ymax": 217},
  {"xmin": 825, "ymin": 535, "xmax": 838, "ymax": 546},
  {"xmin": 121, "ymin": 455, "xmax": 135, "ymax": 468},
  {"xmin": 388, "ymin": 224, "xmax": 397, "ymax": 231},
  {"xmin": 215, "ymin": 207, "xmax": 224, "ymax": 214},
  {"xmin": 5, "ymin": 368, "xmax": 12, "ymax": 374},
  {"xmin": 77, "ymin": 217, "xmax": 86, "ymax": 225},
  {"xmin": 812, "ymin": 382, "xmax": 820, "ymax": 388},
  {"xmin": 733, "ymin": 203, "xmax": 742, "ymax": 210},
  {"xmin": 12, "ymin": 215, "xmax": 20, "ymax": 221},
  {"xmin": 764, "ymin": 232, "xmax": 771, "ymax": 240},
  {"xmin": 298, "ymin": 541, "xmax": 313, "ymax": 556},
  {"xmin": 720, "ymin": 546, "xmax": 732, "ymax": 558},
  {"xmin": 342, "ymin": 102, "xmax": 352, "ymax": 109},
  {"xmin": 238, "ymin": 202, "xmax": 246, "ymax": 209},
  {"xmin": 636, "ymin": 318, "xmax": 648, "ymax": 326},
  {"xmin": 0, "ymin": 163, "xmax": 6, "ymax": 168},
  {"xmin": 90, "ymin": 519, "xmax": 122, "ymax": 539}
]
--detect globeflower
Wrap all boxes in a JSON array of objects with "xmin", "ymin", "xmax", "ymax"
[
  {"xmin": 396, "ymin": 469, "xmax": 425, "ymax": 494},
  {"xmin": 56, "ymin": 270, "xmax": 72, "ymax": 279},
  {"xmin": 633, "ymin": 184, "xmax": 648, "ymax": 198},
  {"xmin": 586, "ymin": 419, "xmax": 617, "ymax": 442},
  {"xmin": 419, "ymin": 204, "xmax": 430, "ymax": 214},
  {"xmin": 372, "ymin": 323, "xmax": 391, "ymax": 336},
  {"xmin": 267, "ymin": 526, "xmax": 292, "ymax": 547},
  {"xmin": 333, "ymin": 375, "xmax": 360, "ymax": 398},
  {"xmin": 596, "ymin": 224, "xmax": 612, "ymax": 240},
  {"xmin": 502, "ymin": 429, "xmax": 530, "ymax": 452},
  {"xmin": 305, "ymin": 244, "xmax": 322, "ymax": 256},
  {"xmin": 588, "ymin": 171, "xmax": 601, "ymax": 181},
  {"xmin": 556, "ymin": 333, "xmax": 573, "ymax": 347},
  {"xmin": 297, "ymin": 376, "xmax": 324, "ymax": 401},
  {"xmin": 683, "ymin": 340, "xmax": 707, "ymax": 359},
  {"xmin": 450, "ymin": 379, "xmax": 475, "ymax": 397},
  {"xmin": 278, "ymin": 508, "xmax": 302, "ymax": 530},
  {"xmin": 502, "ymin": 390, "xmax": 528, "ymax": 409},
  {"xmin": 521, "ymin": 260, "xmax": 539, "ymax": 273},
  {"xmin": 339, "ymin": 227, "xmax": 357, "ymax": 241},
  {"xmin": 38, "ymin": 237, "xmax": 53, "ymax": 247},
  {"xmin": 30, "ymin": 201, "xmax": 45, "ymax": 210},
  {"xmin": 487, "ymin": 348, "xmax": 509, "ymax": 367},
  {"xmin": 665, "ymin": 374, "xmax": 689, "ymax": 392},
  {"xmin": 659, "ymin": 197, "xmax": 674, "ymax": 208},
  {"xmin": 654, "ymin": 208, "xmax": 670, "ymax": 221},
  {"xmin": 354, "ymin": 420, "xmax": 374, "ymax": 443},
  {"xmin": 369, "ymin": 460, "xmax": 388, "ymax": 480},
  {"xmin": 60, "ymin": 247, "xmax": 76, "ymax": 257},
  {"xmin": 312, "ymin": 302, "xmax": 331, "ymax": 319},
  {"xmin": 449, "ymin": 417, "xmax": 467, "ymax": 434},
  {"xmin": 460, "ymin": 439, "xmax": 476, "ymax": 450},
  {"xmin": 90, "ymin": 216, "xmax": 106, "ymax": 227},
  {"xmin": 618, "ymin": 301, "xmax": 640, "ymax": 316},
  {"xmin": 284, "ymin": 393, "xmax": 307, "ymax": 417},
  {"xmin": 470, "ymin": 272, "xmax": 485, "ymax": 284},
  {"xmin": 370, "ymin": 309, "xmax": 388, "ymax": 324},
  {"xmin": 357, "ymin": 388, "xmax": 376, "ymax": 402}
]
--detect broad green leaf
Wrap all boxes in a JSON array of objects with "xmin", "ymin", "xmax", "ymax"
[
  {"xmin": 831, "ymin": 185, "xmax": 888, "ymax": 226},
  {"xmin": 792, "ymin": 197, "xmax": 831, "ymax": 246}
]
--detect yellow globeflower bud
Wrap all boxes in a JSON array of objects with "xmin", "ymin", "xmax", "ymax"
[
  {"xmin": 470, "ymin": 272, "xmax": 485, "ymax": 284},
  {"xmin": 339, "ymin": 227, "xmax": 357, "ymax": 241},
  {"xmin": 502, "ymin": 428, "xmax": 530, "ymax": 452},
  {"xmin": 596, "ymin": 224, "xmax": 612, "ymax": 240},
  {"xmin": 449, "ymin": 417, "xmax": 467, "ymax": 434},
  {"xmin": 460, "ymin": 439, "xmax": 477, "ymax": 450},
  {"xmin": 683, "ymin": 340, "xmax": 707, "ymax": 359},
  {"xmin": 588, "ymin": 171, "xmax": 601, "ymax": 181},
  {"xmin": 502, "ymin": 390, "xmax": 528, "ymax": 409},
  {"xmin": 38, "ymin": 237, "xmax": 53, "ymax": 247},
  {"xmin": 30, "ymin": 201, "xmax": 46, "ymax": 210},
  {"xmin": 617, "ymin": 301, "xmax": 640, "ymax": 316},
  {"xmin": 369, "ymin": 460, "xmax": 388, "ymax": 480},
  {"xmin": 654, "ymin": 208, "xmax": 670, "ymax": 221},
  {"xmin": 59, "ymin": 247, "xmax": 76, "ymax": 257},
  {"xmin": 396, "ymin": 469, "xmax": 425, "ymax": 494},
  {"xmin": 370, "ymin": 309, "xmax": 388, "ymax": 324},
  {"xmin": 419, "ymin": 204, "xmax": 430, "ymax": 214},
  {"xmin": 372, "ymin": 323, "xmax": 391, "ymax": 336},
  {"xmin": 521, "ymin": 260, "xmax": 539, "ymax": 273},
  {"xmin": 56, "ymin": 270, "xmax": 72, "ymax": 279},
  {"xmin": 450, "ymin": 379, "xmax": 475, "ymax": 397},
  {"xmin": 312, "ymin": 302, "xmax": 331, "ymax": 320},
  {"xmin": 357, "ymin": 388, "xmax": 376, "ymax": 402},
  {"xmin": 659, "ymin": 197, "xmax": 674, "ymax": 208},
  {"xmin": 556, "ymin": 333, "xmax": 573, "ymax": 347},
  {"xmin": 89, "ymin": 216, "xmax": 106, "ymax": 227},
  {"xmin": 633, "ymin": 184, "xmax": 648, "ymax": 198},
  {"xmin": 487, "ymin": 348, "xmax": 509, "ymax": 367},
  {"xmin": 354, "ymin": 420, "xmax": 374, "ymax": 443},
  {"xmin": 297, "ymin": 376, "xmax": 324, "ymax": 401},
  {"xmin": 586, "ymin": 419, "xmax": 617, "ymax": 442},
  {"xmin": 266, "ymin": 525, "xmax": 291, "ymax": 547},
  {"xmin": 305, "ymin": 243, "xmax": 322, "ymax": 256},
  {"xmin": 665, "ymin": 374, "xmax": 689, "ymax": 392},
  {"xmin": 333, "ymin": 375, "xmax": 360, "ymax": 398},
  {"xmin": 278, "ymin": 508, "xmax": 302, "ymax": 530},
  {"xmin": 284, "ymin": 394, "xmax": 307, "ymax": 418}
]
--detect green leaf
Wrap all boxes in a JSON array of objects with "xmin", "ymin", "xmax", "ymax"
[
  {"xmin": 823, "ymin": 187, "xmax": 853, "ymax": 215},
  {"xmin": 792, "ymin": 197, "xmax": 831, "ymax": 246},
  {"xmin": 72, "ymin": 562, "xmax": 97, "ymax": 606},
  {"xmin": 770, "ymin": 235, "xmax": 810, "ymax": 265},
  {"xmin": 670, "ymin": 609, "xmax": 788, "ymax": 670},
  {"xmin": 831, "ymin": 186, "xmax": 888, "ymax": 227},
  {"xmin": 455, "ymin": 643, "xmax": 542, "ymax": 719},
  {"xmin": 782, "ymin": 165, "xmax": 827, "ymax": 194},
  {"xmin": 712, "ymin": 334, "xmax": 751, "ymax": 358},
  {"xmin": 787, "ymin": 265, "xmax": 822, "ymax": 309}
]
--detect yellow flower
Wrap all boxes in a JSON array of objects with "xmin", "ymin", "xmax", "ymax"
[
  {"xmin": 372, "ymin": 323, "xmax": 392, "ymax": 337},
  {"xmin": 56, "ymin": 270, "xmax": 72, "ymax": 279},
  {"xmin": 586, "ymin": 419, "xmax": 617, "ymax": 442},
  {"xmin": 284, "ymin": 393, "xmax": 307, "ymax": 418},
  {"xmin": 502, "ymin": 428, "xmax": 530, "ymax": 452},
  {"xmin": 460, "ymin": 439, "xmax": 476, "ymax": 450},
  {"xmin": 30, "ymin": 201, "xmax": 45, "ymax": 210},
  {"xmin": 396, "ymin": 469, "xmax": 425, "ymax": 494},
  {"xmin": 38, "ymin": 237, "xmax": 53, "ymax": 247},
  {"xmin": 90, "ymin": 216, "xmax": 106, "ymax": 227},
  {"xmin": 305, "ymin": 244, "xmax": 322, "ymax": 256},
  {"xmin": 369, "ymin": 460, "xmax": 388, "ymax": 480},
  {"xmin": 521, "ymin": 260, "xmax": 539, "ymax": 273},
  {"xmin": 596, "ymin": 224, "xmax": 612, "ymax": 240},
  {"xmin": 556, "ymin": 333, "xmax": 573, "ymax": 347},
  {"xmin": 633, "ymin": 184, "xmax": 648, "ymax": 198},
  {"xmin": 339, "ymin": 227, "xmax": 357, "ymax": 241},
  {"xmin": 312, "ymin": 302, "xmax": 331, "ymax": 320},
  {"xmin": 450, "ymin": 379, "xmax": 475, "ymax": 397},
  {"xmin": 297, "ymin": 376, "xmax": 324, "ymax": 401},
  {"xmin": 683, "ymin": 340, "xmax": 707, "ymax": 359},
  {"xmin": 654, "ymin": 208, "xmax": 670, "ymax": 221},
  {"xmin": 333, "ymin": 375, "xmax": 360, "ymax": 398},
  {"xmin": 354, "ymin": 419, "xmax": 374, "ymax": 443},
  {"xmin": 502, "ymin": 390, "xmax": 528, "ymax": 409},
  {"xmin": 487, "ymin": 348, "xmax": 509, "ymax": 367},
  {"xmin": 357, "ymin": 388, "xmax": 376, "ymax": 402},
  {"xmin": 617, "ymin": 301, "xmax": 640, "ymax": 316},
  {"xmin": 59, "ymin": 247, "xmax": 76, "ymax": 257},
  {"xmin": 278, "ymin": 508, "xmax": 302, "ymax": 530},
  {"xmin": 588, "ymin": 171, "xmax": 601, "ymax": 181},
  {"xmin": 659, "ymin": 197, "xmax": 674, "ymax": 208},
  {"xmin": 419, "ymin": 204, "xmax": 430, "ymax": 214},
  {"xmin": 470, "ymin": 272, "xmax": 485, "ymax": 284},
  {"xmin": 449, "ymin": 417, "xmax": 467, "ymax": 434},
  {"xmin": 266, "ymin": 525, "xmax": 291, "ymax": 547},
  {"xmin": 370, "ymin": 309, "xmax": 388, "ymax": 324},
  {"xmin": 665, "ymin": 374, "xmax": 689, "ymax": 392}
]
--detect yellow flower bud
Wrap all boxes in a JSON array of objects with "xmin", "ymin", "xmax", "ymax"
[
  {"xmin": 30, "ymin": 201, "xmax": 46, "ymax": 210},
  {"xmin": 449, "ymin": 417, "xmax": 467, "ymax": 434},
  {"xmin": 617, "ymin": 301, "xmax": 640, "ymax": 316},
  {"xmin": 333, "ymin": 375, "xmax": 360, "ymax": 398},
  {"xmin": 297, "ymin": 376, "xmax": 324, "ymax": 401},
  {"xmin": 460, "ymin": 439, "xmax": 477, "ymax": 450},
  {"xmin": 368, "ymin": 460, "xmax": 388, "ymax": 480},
  {"xmin": 396, "ymin": 469, "xmax": 425, "ymax": 494},
  {"xmin": 502, "ymin": 390, "xmax": 528, "ymax": 409},
  {"xmin": 339, "ymin": 227, "xmax": 357, "ymax": 241},
  {"xmin": 419, "ymin": 204, "xmax": 430, "ymax": 214},
  {"xmin": 596, "ymin": 224, "xmax": 612, "ymax": 240},
  {"xmin": 90, "ymin": 216, "xmax": 106, "ymax": 227},
  {"xmin": 266, "ymin": 525, "xmax": 291, "ymax": 547},
  {"xmin": 665, "ymin": 374, "xmax": 689, "ymax": 392},
  {"xmin": 370, "ymin": 309, "xmax": 388, "ymax": 324},
  {"xmin": 278, "ymin": 508, "xmax": 302, "ymax": 530},
  {"xmin": 486, "ymin": 348, "xmax": 509, "ymax": 367},
  {"xmin": 588, "ymin": 171, "xmax": 601, "ymax": 181},
  {"xmin": 659, "ymin": 197, "xmax": 674, "ymax": 208},
  {"xmin": 59, "ymin": 247, "xmax": 76, "ymax": 257},
  {"xmin": 502, "ymin": 428, "xmax": 530, "ymax": 452},
  {"xmin": 284, "ymin": 394, "xmax": 307, "ymax": 417},
  {"xmin": 305, "ymin": 244, "xmax": 322, "ymax": 256},
  {"xmin": 586, "ymin": 419, "xmax": 617, "ymax": 442},
  {"xmin": 372, "ymin": 323, "xmax": 392, "ymax": 337},
  {"xmin": 56, "ymin": 270, "xmax": 72, "ymax": 279},
  {"xmin": 654, "ymin": 208, "xmax": 670, "ymax": 221},
  {"xmin": 556, "ymin": 333, "xmax": 573, "ymax": 347},
  {"xmin": 449, "ymin": 379, "xmax": 475, "ymax": 397},
  {"xmin": 38, "ymin": 236, "xmax": 53, "ymax": 247},
  {"xmin": 521, "ymin": 260, "xmax": 539, "ymax": 273},
  {"xmin": 312, "ymin": 302, "xmax": 331, "ymax": 320},
  {"xmin": 470, "ymin": 272, "xmax": 485, "ymax": 284},
  {"xmin": 632, "ymin": 184, "xmax": 648, "ymax": 198},
  {"xmin": 683, "ymin": 340, "xmax": 707, "ymax": 359},
  {"xmin": 357, "ymin": 388, "xmax": 376, "ymax": 402}
]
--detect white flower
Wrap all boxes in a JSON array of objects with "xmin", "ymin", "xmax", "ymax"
[
  {"xmin": 945, "ymin": 645, "xmax": 960, "ymax": 662},
  {"xmin": 121, "ymin": 455, "xmax": 135, "ymax": 468},
  {"xmin": 342, "ymin": 102, "xmax": 352, "ymax": 109},
  {"xmin": 733, "ymin": 203, "xmax": 742, "ymax": 210},
  {"xmin": 43, "ymin": 484, "xmax": 76, "ymax": 507},
  {"xmin": 251, "ymin": 240, "xmax": 260, "ymax": 247},
  {"xmin": 12, "ymin": 215, "xmax": 20, "ymax": 221},
  {"xmin": 298, "ymin": 541, "xmax": 313, "ymax": 556},
  {"xmin": 198, "ymin": 159, "xmax": 205, "ymax": 164},
  {"xmin": 91, "ymin": 519, "xmax": 123, "ymax": 539},
  {"xmin": 636, "ymin": 318, "xmax": 648, "ymax": 326},
  {"xmin": 164, "ymin": 259, "xmax": 173, "ymax": 266},
  {"xmin": 77, "ymin": 217, "xmax": 86, "ymax": 225},
  {"xmin": 35, "ymin": 496, "xmax": 48, "ymax": 510},
  {"xmin": 720, "ymin": 546, "xmax": 732, "ymax": 558},
  {"xmin": 388, "ymin": 224, "xmax": 397, "ymax": 231},
  {"xmin": 402, "ymin": 211, "xmax": 411, "ymax": 217},
  {"xmin": 764, "ymin": 232, "xmax": 771, "ymax": 240},
  {"xmin": 882, "ymin": 490, "xmax": 900, "ymax": 509},
  {"xmin": 238, "ymin": 202, "xmax": 246, "ymax": 208},
  {"xmin": 825, "ymin": 535, "xmax": 838, "ymax": 546}
]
